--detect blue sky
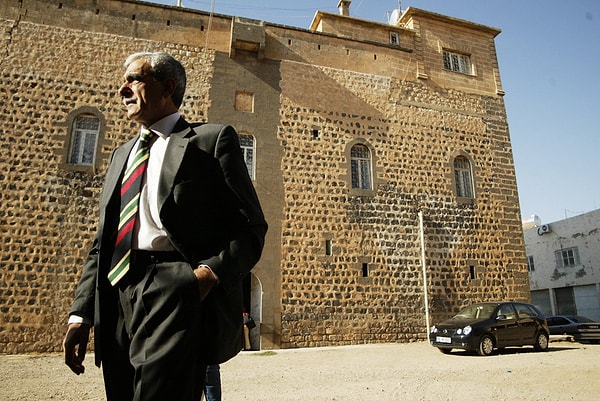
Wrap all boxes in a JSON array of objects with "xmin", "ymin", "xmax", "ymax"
[{"xmin": 154, "ymin": 0, "xmax": 599, "ymax": 224}]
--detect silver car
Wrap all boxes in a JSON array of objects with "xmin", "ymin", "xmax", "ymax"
[{"xmin": 546, "ymin": 315, "xmax": 600, "ymax": 343}]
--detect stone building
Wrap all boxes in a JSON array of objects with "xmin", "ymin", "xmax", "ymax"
[{"xmin": 0, "ymin": 0, "xmax": 529, "ymax": 353}]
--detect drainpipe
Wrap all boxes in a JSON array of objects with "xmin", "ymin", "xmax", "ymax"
[{"xmin": 419, "ymin": 211, "xmax": 431, "ymax": 336}]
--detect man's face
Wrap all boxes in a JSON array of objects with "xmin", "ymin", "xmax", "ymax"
[{"xmin": 118, "ymin": 58, "xmax": 173, "ymax": 126}]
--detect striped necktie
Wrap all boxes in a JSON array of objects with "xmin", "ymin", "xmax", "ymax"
[{"xmin": 108, "ymin": 128, "xmax": 156, "ymax": 285}]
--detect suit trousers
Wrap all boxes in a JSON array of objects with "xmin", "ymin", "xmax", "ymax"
[{"xmin": 102, "ymin": 256, "xmax": 206, "ymax": 401}]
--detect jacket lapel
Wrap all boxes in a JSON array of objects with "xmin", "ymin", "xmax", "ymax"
[{"xmin": 157, "ymin": 118, "xmax": 194, "ymax": 211}]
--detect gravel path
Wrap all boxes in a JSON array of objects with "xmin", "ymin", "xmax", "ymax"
[{"xmin": 1, "ymin": 340, "xmax": 598, "ymax": 400}]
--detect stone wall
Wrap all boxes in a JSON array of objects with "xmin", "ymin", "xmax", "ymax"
[
  {"xmin": 276, "ymin": 66, "xmax": 527, "ymax": 346},
  {"xmin": 0, "ymin": 0, "xmax": 529, "ymax": 353},
  {"xmin": 0, "ymin": 1, "xmax": 214, "ymax": 352}
]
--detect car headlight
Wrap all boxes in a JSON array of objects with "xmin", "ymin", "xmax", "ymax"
[
  {"xmin": 463, "ymin": 325, "xmax": 472, "ymax": 335},
  {"xmin": 431, "ymin": 326, "xmax": 438, "ymax": 334}
]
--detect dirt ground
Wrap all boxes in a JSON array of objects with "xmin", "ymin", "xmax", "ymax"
[{"xmin": 1, "ymin": 339, "xmax": 599, "ymax": 401}]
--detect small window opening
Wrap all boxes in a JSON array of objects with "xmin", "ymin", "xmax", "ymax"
[
  {"xmin": 132, "ymin": 15, "xmax": 136, "ymax": 21},
  {"xmin": 527, "ymin": 256, "xmax": 535, "ymax": 272},
  {"xmin": 325, "ymin": 240, "xmax": 332, "ymax": 256},
  {"xmin": 311, "ymin": 128, "xmax": 320, "ymax": 139},
  {"xmin": 469, "ymin": 265, "xmax": 476, "ymax": 280},
  {"xmin": 288, "ymin": 39, "xmax": 292, "ymax": 45},
  {"xmin": 167, "ymin": 20, "xmax": 171, "ymax": 26},
  {"xmin": 362, "ymin": 263, "xmax": 369, "ymax": 277}
]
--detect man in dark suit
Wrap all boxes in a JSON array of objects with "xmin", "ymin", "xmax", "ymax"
[{"xmin": 63, "ymin": 52, "xmax": 267, "ymax": 401}]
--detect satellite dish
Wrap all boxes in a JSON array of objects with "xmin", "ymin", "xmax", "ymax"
[{"xmin": 389, "ymin": 9, "xmax": 400, "ymax": 25}]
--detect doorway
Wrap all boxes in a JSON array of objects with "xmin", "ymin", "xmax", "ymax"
[{"xmin": 243, "ymin": 272, "xmax": 263, "ymax": 350}]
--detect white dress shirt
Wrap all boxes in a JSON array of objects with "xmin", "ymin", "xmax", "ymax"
[{"xmin": 132, "ymin": 112, "xmax": 181, "ymax": 251}]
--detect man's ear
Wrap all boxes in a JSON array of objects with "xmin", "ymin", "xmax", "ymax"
[{"xmin": 163, "ymin": 77, "xmax": 177, "ymax": 99}]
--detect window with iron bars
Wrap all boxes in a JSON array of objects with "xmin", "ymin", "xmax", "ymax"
[
  {"xmin": 454, "ymin": 156, "xmax": 474, "ymax": 198},
  {"xmin": 350, "ymin": 144, "xmax": 372, "ymax": 190},
  {"xmin": 443, "ymin": 50, "xmax": 472, "ymax": 75},
  {"xmin": 238, "ymin": 133, "xmax": 255, "ymax": 179},
  {"xmin": 69, "ymin": 115, "xmax": 100, "ymax": 165}
]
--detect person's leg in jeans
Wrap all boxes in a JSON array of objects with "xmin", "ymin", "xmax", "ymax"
[{"xmin": 204, "ymin": 365, "xmax": 222, "ymax": 401}]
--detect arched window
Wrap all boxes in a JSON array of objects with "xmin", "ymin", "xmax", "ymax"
[
  {"xmin": 351, "ymin": 144, "xmax": 372, "ymax": 190},
  {"xmin": 69, "ymin": 114, "xmax": 100, "ymax": 166},
  {"xmin": 454, "ymin": 155, "xmax": 474, "ymax": 198},
  {"xmin": 238, "ymin": 133, "xmax": 255, "ymax": 179}
]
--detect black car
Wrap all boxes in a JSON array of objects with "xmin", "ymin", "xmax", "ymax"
[
  {"xmin": 429, "ymin": 301, "xmax": 550, "ymax": 356},
  {"xmin": 546, "ymin": 315, "xmax": 600, "ymax": 343}
]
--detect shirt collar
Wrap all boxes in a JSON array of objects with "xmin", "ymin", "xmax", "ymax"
[{"xmin": 142, "ymin": 112, "xmax": 181, "ymax": 139}]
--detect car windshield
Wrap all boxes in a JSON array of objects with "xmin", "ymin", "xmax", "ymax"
[{"xmin": 453, "ymin": 304, "xmax": 496, "ymax": 320}]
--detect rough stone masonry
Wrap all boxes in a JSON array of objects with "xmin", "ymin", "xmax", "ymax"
[{"xmin": 0, "ymin": 0, "xmax": 528, "ymax": 353}]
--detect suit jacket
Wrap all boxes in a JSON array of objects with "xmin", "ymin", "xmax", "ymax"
[{"xmin": 70, "ymin": 118, "xmax": 267, "ymax": 365}]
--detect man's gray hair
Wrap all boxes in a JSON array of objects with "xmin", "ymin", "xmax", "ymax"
[{"xmin": 124, "ymin": 52, "xmax": 187, "ymax": 108}]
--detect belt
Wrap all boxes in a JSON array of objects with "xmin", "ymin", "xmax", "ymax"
[{"xmin": 130, "ymin": 250, "xmax": 186, "ymax": 266}]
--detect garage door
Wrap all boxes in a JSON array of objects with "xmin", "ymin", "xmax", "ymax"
[{"xmin": 574, "ymin": 284, "xmax": 600, "ymax": 321}]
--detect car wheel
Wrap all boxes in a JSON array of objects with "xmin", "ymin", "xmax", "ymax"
[
  {"xmin": 534, "ymin": 331, "xmax": 549, "ymax": 351},
  {"xmin": 438, "ymin": 348, "xmax": 452, "ymax": 354},
  {"xmin": 477, "ymin": 334, "xmax": 494, "ymax": 356}
]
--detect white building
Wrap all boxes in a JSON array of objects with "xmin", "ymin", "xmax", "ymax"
[{"xmin": 524, "ymin": 209, "xmax": 600, "ymax": 321}]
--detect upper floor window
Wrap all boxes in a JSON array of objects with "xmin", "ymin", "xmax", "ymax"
[
  {"xmin": 555, "ymin": 247, "xmax": 580, "ymax": 268},
  {"xmin": 69, "ymin": 114, "xmax": 100, "ymax": 166},
  {"xmin": 351, "ymin": 144, "xmax": 372, "ymax": 190},
  {"xmin": 238, "ymin": 133, "xmax": 255, "ymax": 179},
  {"xmin": 443, "ymin": 50, "xmax": 472, "ymax": 75},
  {"xmin": 454, "ymin": 156, "xmax": 474, "ymax": 198},
  {"xmin": 389, "ymin": 32, "xmax": 399, "ymax": 46}
]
